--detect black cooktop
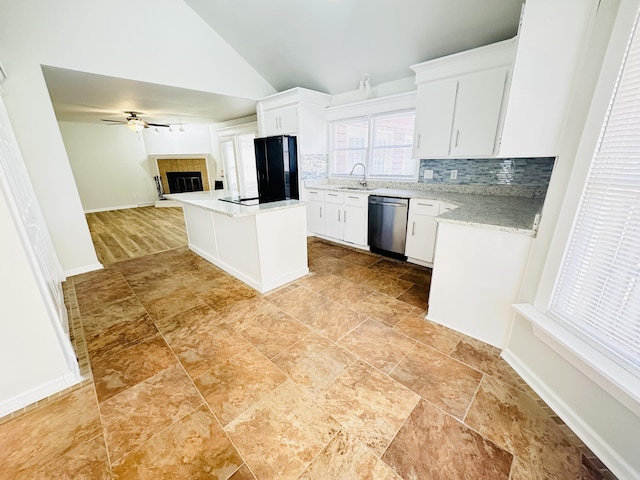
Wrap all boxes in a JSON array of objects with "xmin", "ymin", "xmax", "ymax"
[{"xmin": 218, "ymin": 196, "xmax": 260, "ymax": 206}]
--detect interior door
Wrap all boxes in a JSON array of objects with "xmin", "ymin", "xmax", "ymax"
[{"xmin": 0, "ymin": 97, "xmax": 71, "ymax": 343}]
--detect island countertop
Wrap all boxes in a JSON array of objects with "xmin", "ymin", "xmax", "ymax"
[{"xmin": 165, "ymin": 191, "xmax": 305, "ymax": 218}]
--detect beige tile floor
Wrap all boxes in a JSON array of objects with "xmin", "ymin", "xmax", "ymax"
[{"xmin": 0, "ymin": 237, "xmax": 614, "ymax": 479}]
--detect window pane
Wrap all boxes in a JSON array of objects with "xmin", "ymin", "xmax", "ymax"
[
  {"xmin": 370, "ymin": 111, "xmax": 415, "ymax": 177},
  {"xmin": 329, "ymin": 111, "xmax": 417, "ymax": 180},
  {"xmin": 332, "ymin": 119, "xmax": 369, "ymax": 175},
  {"xmin": 333, "ymin": 149, "xmax": 366, "ymax": 174},
  {"xmin": 370, "ymin": 146, "xmax": 415, "ymax": 176},
  {"xmin": 372, "ymin": 112, "xmax": 415, "ymax": 147}
]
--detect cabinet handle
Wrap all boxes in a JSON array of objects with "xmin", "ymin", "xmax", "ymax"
[
  {"xmin": 344, "ymin": 210, "xmax": 347, "ymax": 223},
  {"xmin": 417, "ymin": 202, "xmax": 434, "ymax": 207},
  {"xmin": 417, "ymin": 133, "xmax": 421, "ymax": 149},
  {"xmin": 455, "ymin": 130, "xmax": 460, "ymax": 148},
  {"xmin": 338, "ymin": 210, "xmax": 341, "ymax": 222},
  {"xmin": 412, "ymin": 221, "xmax": 416, "ymax": 236},
  {"xmin": 275, "ymin": 117, "xmax": 279, "ymax": 129},
  {"xmin": 320, "ymin": 206, "xmax": 322, "ymax": 218},
  {"xmin": 328, "ymin": 193, "xmax": 337, "ymax": 197}
]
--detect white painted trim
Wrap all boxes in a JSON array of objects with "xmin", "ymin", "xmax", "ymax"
[
  {"xmin": 406, "ymin": 257, "xmax": 433, "ymax": 268},
  {"xmin": 64, "ymin": 262, "xmax": 103, "ymax": 278},
  {"xmin": 83, "ymin": 204, "xmax": 138, "ymax": 213},
  {"xmin": 308, "ymin": 233, "xmax": 370, "ymax": 252},
  {"xmin": 0, "ymin": 372, "xmax": 81, "ymax": 417},
  {"xmin": 501, "ymin": 347, "xmax": 640, "ymax": 480},
  {"xmin": 326, "ymin": 91, "xmax": 417, "ymax": 121},
  {"xmin": 513, "ymin": 303, "xmax": 640, "ymax": 416}
]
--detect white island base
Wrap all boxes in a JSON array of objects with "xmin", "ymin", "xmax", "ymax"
[{"xmin": 181, "ymin": 201, "xmax": 308, "ymax": 293}]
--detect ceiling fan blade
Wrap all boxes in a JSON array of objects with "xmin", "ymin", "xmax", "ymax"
[
  {"xmin": 147, "ymin": 123, "xmax": 170, "ymax": 128},
  {"xmin": 101, "ymin": 119, "xmax": 126, "ymax": 123}
]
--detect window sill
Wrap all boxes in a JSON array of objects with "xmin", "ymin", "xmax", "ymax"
[{"xmin": 514, "ymin": 303, "xmax": 640, "ymax": 417}]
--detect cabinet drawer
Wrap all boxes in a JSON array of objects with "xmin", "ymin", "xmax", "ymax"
[
  {"xmin": 344, "ymin": 193, "xmax": 368, "ymax": 207},
  {"xmin": 411, "ymin": 199, "xmax": 440, "ymax": 216},
  {"xmin": 306, "ymin": 189, "xmax": 325, "ymax": 201},
  {"xmin": 324, "ymin": 192, "xmax": 344, "ymax": 204}
]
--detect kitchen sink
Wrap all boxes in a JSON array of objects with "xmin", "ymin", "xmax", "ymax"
[{"xmin": 336, "ymin": 186, "xmax": 375, "ymax": 191}]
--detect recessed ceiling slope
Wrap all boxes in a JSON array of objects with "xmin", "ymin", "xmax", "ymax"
[
  {"xmin": 184, "ymin": 0, "xmax": 523, "ymax": 94},
  {"xmin": 42, "ymin": 66, "xmax": 258, "ymax": 125}
]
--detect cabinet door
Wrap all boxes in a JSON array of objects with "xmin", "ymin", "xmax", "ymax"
[
  {"xmin": 449, "ymin": 67, "xmax": 508, "ymax": 157},
  {"xmin": 262, "ymin": 105, "xmax": 298, "ymax": 136},
  {"xmin": 405, "ymin": 214, "xmax": 438, "ymax": 263},
  {"xmin": 324, "ymin": 202, "xmax": 343, "ymax": 240},
  {"xmin": 413, "ymin": 80, "xmax": 457, "ymax": 158},
  {"xmin": 343, "ymin": 204, "xmax": 367, "ymax": 246},
  {"xmin": 307, "ymin": 200, "xmax": 325, "ymax": 235}
]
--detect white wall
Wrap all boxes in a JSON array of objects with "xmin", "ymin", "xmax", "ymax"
[
  {"xmin": 503, "ymin": 1, "xmax": 640, "ymax": 478},
  {"xmin": 60, "ymin": 122, "xmax": 155, "ymax": 212},
  {"xmin": 0, "ymin": 0, "xmax": 275, "ymax": 273},
  {"xmin": 0, "ymin": 187, "xmax": 76, "ymax": 416}
]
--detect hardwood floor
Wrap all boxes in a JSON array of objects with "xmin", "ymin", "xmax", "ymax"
[{"xmin": 85, "ymin": 207, "xmax": 188, "ymax": 265}]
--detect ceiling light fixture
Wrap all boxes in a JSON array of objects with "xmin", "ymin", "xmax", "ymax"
[{"xmin": 126, "ymin": 118, "xmax": 145, "ymax": 133}]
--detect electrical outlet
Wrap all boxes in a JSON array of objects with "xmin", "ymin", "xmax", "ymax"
[
  {"xmin": 450, "ymin": 170, "xmax": 458, "ymax": 180},
  {"xmin": 423, "ymin": 169, "xmax": 434, "ymax": 179}
]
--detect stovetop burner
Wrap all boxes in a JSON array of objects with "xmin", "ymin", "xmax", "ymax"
[{"xmin": 219, "ymin": 196, "xmax": 260, "ymax": 206}]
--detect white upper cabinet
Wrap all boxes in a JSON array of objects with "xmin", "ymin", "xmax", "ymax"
[
  {"xmin": 411, "ymin": 40, "xmax": 513, "ymax": 159},
  {"xmin": 257, "ymin": 88, "xmax": 331, "ymax": 155},
  {"xmin": 413, "ymin": 80, "xmax": 457, "ymax": 158},
  {"xmin": 411, "ymin": 0, "xmax": 598, "ymax": 159},
  {"xmin": 498, "ymin": 0, "xmax": 599, "ymax": 157},
  {"xmin": 450, "ymin": 67, "xmax": 508, "ymax": 157},
  {"xmin": 262, "ymin": 104, "xmax": 298, "ymax": 136}
]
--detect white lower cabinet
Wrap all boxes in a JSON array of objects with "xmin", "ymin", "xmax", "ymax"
[
  {"xmin": 405, "ymin": 199, "xmax": 441, "ymax": 265},
  {"xmin": 305, "ymin": 188, "xmax": 368, "ymax": 247},
  {"xmin": 306, "ymin": 189, "xmax": 325, "ymax": 235}
]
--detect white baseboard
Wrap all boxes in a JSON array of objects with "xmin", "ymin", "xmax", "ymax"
[
  {"xmin": 0, "ymin": 372, "xmax": 81, "ymax": 418},
  {"xmin": 189, "ymin": 245, "xmax": 307, "ymax": 294},
  {"xmin": 155, "ymin": 200, "xmax": 181, "ymax": 208},
  {"xmin": 307, "ymin": 233, "xmax": 370, "ymax": 252},
  {"xmin": 64, "ymin": 262, "xmax": 103, "ymax": 278},
  {"xmin": 501, "ymin": 349, "xmax": 639, "ymax": 480},
  {"xmin": 83, "ymin": 204, "xmax": 138, "ymax": 213}
]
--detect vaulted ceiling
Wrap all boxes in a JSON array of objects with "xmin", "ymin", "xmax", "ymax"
[{"xmin": 45, "ymin": 0, "xmax": 524, "ymax": 125}]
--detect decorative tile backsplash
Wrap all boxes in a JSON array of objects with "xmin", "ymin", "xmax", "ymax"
[
  {"xmin": 299, "ymin": 154, "xmax": 329, "ymax": 180},
  {"xmin": 418, "ymin": 157, "xmax": 555, "ymax": 187},
  {"xmin": 299, "ymin": 155, "xmax": 555, "ymax": 197}
]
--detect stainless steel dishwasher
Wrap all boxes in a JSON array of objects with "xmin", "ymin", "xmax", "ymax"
[{"xmin": 368, "ymin": 195, "xmax": 409, "ymax": 260}]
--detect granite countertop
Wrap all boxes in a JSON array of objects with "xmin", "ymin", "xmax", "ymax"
[
  {"xmin": 306, "ymin": 183, "xmax": 544, "ymax": 236},
  {"xmin": 165, "ymin": 191, "xmax": 304, "ymax": 218}
]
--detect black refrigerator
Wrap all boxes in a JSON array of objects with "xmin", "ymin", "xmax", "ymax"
[{"xmin": 254, "ymin": 135, "xmax": 299, "ymax": 203}]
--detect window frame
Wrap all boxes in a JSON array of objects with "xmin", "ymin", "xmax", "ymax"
[{"xmin": 329, "ymin": 109, "xmax": 419, "ymax": 182}]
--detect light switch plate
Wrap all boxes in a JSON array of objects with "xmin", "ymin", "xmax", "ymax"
[
  {"xmin": 450, "ymin": 170, "xmax": 458, "ymax": 180},
  {"xmin": 423, "ymin": 169, "xmax": 434, "ymax": 179}
]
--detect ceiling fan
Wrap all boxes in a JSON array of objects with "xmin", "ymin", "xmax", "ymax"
[{"xmin": 101, "ymin": 111, "xmax": 170, "ymax": 132}]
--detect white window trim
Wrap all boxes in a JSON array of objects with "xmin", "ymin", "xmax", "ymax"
[
  {"xmin": 512, "ymin": 0, "xmax": 640, "ymax": 418},
  {"xmin": 514, "ymin": 303, "xmax": 640, "ymax": 416},
  {"xmin": 329, "ymin": 109, "xmax": 419, "ymax": 181}
]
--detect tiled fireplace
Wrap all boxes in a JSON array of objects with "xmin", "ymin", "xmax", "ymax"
[{"xmin": 156, "ymin": 158, "xmax": 210, "ymax": 194}]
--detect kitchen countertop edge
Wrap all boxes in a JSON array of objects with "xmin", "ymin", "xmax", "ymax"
[{"xmin": 305, "ymin": 184, "xmax": 542, "ymax": 236}]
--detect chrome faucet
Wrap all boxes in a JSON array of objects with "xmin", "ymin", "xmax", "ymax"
[{"xmin": 349, "ymin": 162, "xmax": 367, "ymax": 187}]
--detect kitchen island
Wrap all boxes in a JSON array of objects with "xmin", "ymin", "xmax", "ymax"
[{"xmin": 166, "ymin": 191, "xmax": 308, "ymax": 293}]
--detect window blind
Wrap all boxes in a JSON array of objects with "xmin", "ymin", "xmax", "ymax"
[{"xmin": 549, "ymin": 10, "xmax": 640, "ymax": 374}]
